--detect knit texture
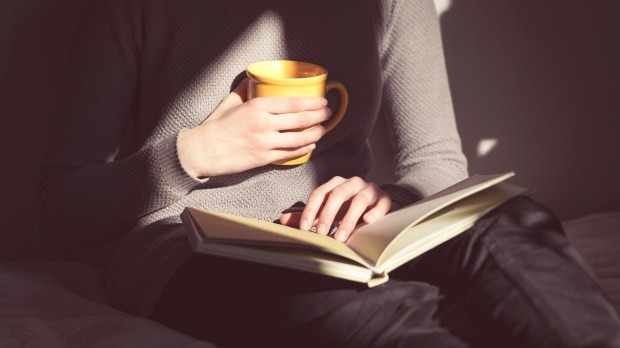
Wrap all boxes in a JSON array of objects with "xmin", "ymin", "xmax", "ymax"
[{"xmin": 38, "ymin": 0, "xmax": 468, "ymax": 316}]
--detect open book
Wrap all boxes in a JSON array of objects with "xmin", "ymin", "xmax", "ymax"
[{"xmin": 181, "ymin": 172, "xmax": 527, "ymax": 287}]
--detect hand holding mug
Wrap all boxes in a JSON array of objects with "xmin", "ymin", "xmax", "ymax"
[
  {"xmin": 246, "ymin": 60, "xmax": 349, "ymax": 165},
  {"xmin": 178, "ymin": 79, "xmax": 331, "ymax": 178}
]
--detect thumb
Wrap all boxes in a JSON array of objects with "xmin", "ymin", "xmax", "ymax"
[
  {"xmin": 222, "ymin": 78, "xmax": 249, "ymax": 107},
  {"xmin": 200, "ymin": 78, "xmax": 248, "ymax": 125}
]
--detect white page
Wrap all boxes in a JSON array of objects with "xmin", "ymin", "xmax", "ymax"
[{"xmin": 345, "ymin": 173, "xmax": 514, "ymax": 264}]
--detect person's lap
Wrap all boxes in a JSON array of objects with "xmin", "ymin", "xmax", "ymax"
[
  {"xmin": 150, "ymin": 197, "xmax": 620, "ymax": 347},
  {"xmin": 150, "ymin": 254, "xmax": 485, "ymax": 347}
]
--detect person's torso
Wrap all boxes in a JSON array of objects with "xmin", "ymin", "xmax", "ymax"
[{"xmin": 122, "ymin": 0, "xmax": 386, "ymax": 223}]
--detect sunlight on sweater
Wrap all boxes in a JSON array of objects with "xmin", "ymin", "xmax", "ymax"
[
  {"xmin": 173, "ymin": 10, "xmax": 286, "ymax": 119},
  {"xmin": 434, "ymin": 0, "xmax": 453, "ymax": 16}
]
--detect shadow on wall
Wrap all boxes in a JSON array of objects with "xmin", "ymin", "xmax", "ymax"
[{"xmin": 440, "ymin": 0, "xmax": 620, "ymax": 220}]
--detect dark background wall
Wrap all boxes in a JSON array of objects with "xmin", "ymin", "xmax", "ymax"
[
  {"xmin": 444, "ymin": 0, "xmax": 620, "ymax": 220},
  {"xmin": 0, "ymin": 0, "xmax": 84, "ymax": 261},
  {"xmin": 370, "ymin": 0, "xmax": 620, "ymax": 221},
  {"xmin": 1, "ymin": 0, "xmax": 619, "ymax": 261}
]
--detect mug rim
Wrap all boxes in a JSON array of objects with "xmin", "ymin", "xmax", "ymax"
[{"xmin": 246, "ymin": 60, "xmax": 327, "ymax": 85}]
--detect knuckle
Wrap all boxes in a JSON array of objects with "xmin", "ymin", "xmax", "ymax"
[
  {"xmin": 367, "ymin": 182, "xmax": 379, "ymax": 191},
  {"xmin": 330, "ymin": 187, "xmax": 348, "ymax": 201},
  {"xmin": 352, "ymin": 192, "xmax": 372, "ymax": 206},
  {"xmin": 256, "ymin": 117, "xmax": 271, "ymax": 132},
  {"xmin": 288, "ymin": 98, "xmax": 303, "ymax": 111},
  {"xmin": 304, "ymin": 97, "xmax": 319, "ymax": 110},
  {"xmin": 299, "ymin": 132, "xmax": 314, "ymax": 146},
  {"xmin": 380, "ymin": 195, "xmax": 393, "ymax": 206},
  {"xmin": 288, "ymin": 136, "xmax": 305, "ymax": 148},
  {"xmin": 380, "ymin": 191, "xmax": 392, "ymax": 203},
  {"xmin": 293, "ymin": 114, "xmax": 309, "ymax": 128},
  {"xmin": 332, "ymin": 176, "xmax": 344, "ymax": 182},
  {"xmin": 349, "ymin": 176, "xmax": 365, "ymax": 186},
  {"xmin": 318, "ymin": 212, "xmax": 334, "ymax": 226},
  {"xmin": 308, "ymin": 190, "xmax": 324, "ymax": 203}
]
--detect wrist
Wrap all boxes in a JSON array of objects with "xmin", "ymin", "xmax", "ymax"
[{"xmin": 177, "ymin": 129, "xmax": 203, "ymax": 179}]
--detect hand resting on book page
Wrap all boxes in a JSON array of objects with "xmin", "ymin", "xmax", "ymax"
[{"xmin": 279, "ymin": 176, "xmax": 394, "ymax": 242}]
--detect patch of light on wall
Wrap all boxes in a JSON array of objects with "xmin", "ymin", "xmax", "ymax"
[
  {"xmin": 477, "ymin": 138, "xmax": 499, "ymax": 158},
  {"xmin": 434, "ymin": 0, "xmax": 453, "ymax": 16}
]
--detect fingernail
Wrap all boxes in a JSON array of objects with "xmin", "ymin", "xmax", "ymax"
[
  {"xmin": 321, "ymin": 98, "xmax": 328, "ymax": 107},
  {"xmin": 300, "ymin": 218, "xmax": 309, "ymax": 231},
  {"xmin": 326, "ymin": 108, "xmax": 333, "ymax": 118},
  {"xmin": 317, "ymin": 223, "xmax": 327, "ymax": 235},
  {"xmin": 335, "ymin": 230, "xmax": 347, "ymax": 241}
]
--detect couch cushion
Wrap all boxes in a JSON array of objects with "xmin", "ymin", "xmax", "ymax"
[
  {"xmin": 563, "ymin": 212, "xmax": 620, "ymax": 314},
  {"xmin": 0, "ymin": 262, "xmax": 215, "ymax": 348}
]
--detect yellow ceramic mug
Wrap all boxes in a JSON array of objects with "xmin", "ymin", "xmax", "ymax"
[{"xmin": 246, "ymin": 60, "xmax": 349, "ymax": 165}]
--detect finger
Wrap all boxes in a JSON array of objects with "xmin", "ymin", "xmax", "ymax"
[
  {"xmin": 251, "ymin": 96, "xmax": 327, "ymax": 114},
  {"xmin": 334, "ymin": 186, "xmax": 376, "ymax": 242},
  {"xmin": 300, "ymin": 176, "xmax": 348, "ymax": 232},
  {"xmin": 222, "ymin": 78, "xmax": 248, "ymax": 106},
  {"xmin": 363, "ymin": 194, "xmax": 393, "ymax": 224},
  {"xmin": 203, "ymin": 80, "xmax": 248, "ymax": 125},
  {"xmin": 316, "ymin": 177, "xmax": 367, "ymax": 237},
  {"xmin": 268, "ymin": 108, "xmax": 332, "ymax": 131},
  {"xmin": 279, "ymin": 212, "xmax": 301, "ymax": 227},
  {"xmin": 267, "ymin": 143, "xmax": 316, "ymax": 164},
  {"xmin": 267, "ymin": 126, "xmax": 325, "ymax": 149}
]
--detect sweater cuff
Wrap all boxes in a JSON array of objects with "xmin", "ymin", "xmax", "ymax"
[
  {"xmin": 153, "ymin": 132, "xmax": 206, "ymax": 199},
  {"xmin": 380, "ymin": 183, "xmax": 421, "ymax": 209}
]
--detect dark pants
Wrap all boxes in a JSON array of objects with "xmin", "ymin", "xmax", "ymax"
[{"xmin": 150, "ymin": 197, "xmax": 620, "ymax": 347}]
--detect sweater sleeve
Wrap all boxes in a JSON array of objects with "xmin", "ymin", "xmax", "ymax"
[
  {"xmin": 37, "ymin": 0, "xmax": 201, "ymax": 252},
  {"xmin": 378, "ymin": 0, "xmax": 469, "ymax": 206}
]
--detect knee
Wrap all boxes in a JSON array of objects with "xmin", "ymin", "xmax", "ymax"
[{"xmin": 474, "ymin": 196, "xmax": 567, "ymax": 247}]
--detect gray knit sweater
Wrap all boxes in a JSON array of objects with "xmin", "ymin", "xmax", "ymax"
[{"xmin": 38, "ymin": 0, "xmax": 467, "ymax": 317}]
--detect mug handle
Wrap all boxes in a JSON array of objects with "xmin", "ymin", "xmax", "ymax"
[{"xmin": 323, "ymin": 81, "xmax": 349, "ymax": 132}]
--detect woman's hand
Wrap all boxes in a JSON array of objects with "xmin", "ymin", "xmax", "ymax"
[
  {"xmin": 280, "ymin": 176, "xmax": 394, "ymax": 242},
  {"xmin": 178, "ymin": 79, "xmax": 331, "ymax": 178}
]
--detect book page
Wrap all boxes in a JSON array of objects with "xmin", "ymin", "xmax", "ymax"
[
  {"xmin": 376, "ymin": 184, "xmax": 528, "ymax": 271},
  {"xmin": 184, "ymin": 172, "xmax": 515, "ymax": 273},
  {"xmin": 186, "ymin": 208, "xmax": 374, "ymax": 269},
  {"xmin": 184, "ymin": 211, "xmax": 379, "ymax": 284},
  {"xmin": 345, "ymin": 173, "xmax": 515, "ymax": 264}
]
